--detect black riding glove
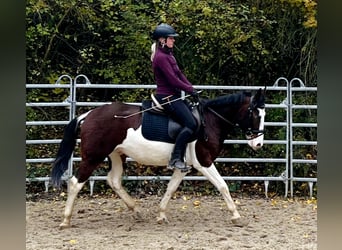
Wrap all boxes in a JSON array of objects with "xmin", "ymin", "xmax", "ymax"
[{"xmin": 191, "ymin": 90, "xmax": 199, "ymax": 98}]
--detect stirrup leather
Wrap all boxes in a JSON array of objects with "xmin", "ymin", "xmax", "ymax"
[{"xmin": 151, "ymin": 94, "xmax": 164, "ymax": 112}]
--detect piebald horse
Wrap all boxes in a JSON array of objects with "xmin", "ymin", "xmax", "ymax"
[{"xmin": 51, "ymin": 88, "xmax": 266, "ymax": 229}]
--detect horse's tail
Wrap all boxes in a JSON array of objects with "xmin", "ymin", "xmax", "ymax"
[{"xmin": 51, "ymin": 112, "xmax": 89, "ymax": 187}]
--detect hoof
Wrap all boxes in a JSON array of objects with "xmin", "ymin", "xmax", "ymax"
[
  {"xmin": 131, "ymin": 208, "xmax": 144, "ymax": 221},
  {"xmin": 157, "ymin": 215, "xmax": 169, "ymax": 224},
  {"xmin": 59, "ymin": 222, "xmax": 71, "ymax": 230},
  {"xmin": 131, "ymin": 213, "xmax": 143, "ymax": 221},
  {"xmin": 231, "ymin": 217, "xmax": 249, "ymax": 227}
]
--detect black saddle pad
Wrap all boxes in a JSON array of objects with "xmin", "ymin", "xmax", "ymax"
[{"xmin": 141, "ymin": 100, "xmax": 181, "ymax": 143}]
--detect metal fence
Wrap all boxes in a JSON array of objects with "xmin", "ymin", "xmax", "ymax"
[{"xmin": 26, "ymin": 75, "xmax": 317, "ymax": 198}]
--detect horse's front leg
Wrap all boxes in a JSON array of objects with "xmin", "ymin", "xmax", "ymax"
[
  {"xmin": 157, "ymin": 169, "xmax": 187, "ymax": 224},
  {"xmin": 195, "ymin": 163, "xmax": 248, "ymax": 227}
]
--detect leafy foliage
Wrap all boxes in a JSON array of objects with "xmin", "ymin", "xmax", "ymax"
[{"xmin": 26, "ymin": 0, "xmax": 317, "ymax": 86}]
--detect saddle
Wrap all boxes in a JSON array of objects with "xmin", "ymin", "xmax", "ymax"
[{"xmin": 141, "ymin": 94, "xmax": 202, "ymax": 143}]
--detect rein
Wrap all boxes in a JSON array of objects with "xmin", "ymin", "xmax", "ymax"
[{"xmin": 207, "ymin": 107, "xmax": 238, "ymax": 128}]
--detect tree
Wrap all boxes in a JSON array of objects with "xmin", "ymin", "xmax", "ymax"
[{"xmin": 26, "ymin": 0, "xmax": 317, "ymax": 86}]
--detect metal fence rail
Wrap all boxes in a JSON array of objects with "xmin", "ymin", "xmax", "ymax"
[{"xmin": 26, "ymin": 75, "xmax": 317, "ymax": 198}]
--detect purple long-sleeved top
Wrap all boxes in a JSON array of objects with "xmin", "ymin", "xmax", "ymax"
[{"xmin": 152, "ymin": 47, "xmax": 194, "ymax": 96}]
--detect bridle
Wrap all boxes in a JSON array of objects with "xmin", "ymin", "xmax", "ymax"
[
  {"xmin": 207, "ymin": 107, "xmax": 238, "ymax": 127},
  {"xmin": 245, "ymin": 105, "xmax": 265, "ymax": 139},
  {"xmin": 207, "ymin": 97, "xmax": 265, "ymax": 140}
]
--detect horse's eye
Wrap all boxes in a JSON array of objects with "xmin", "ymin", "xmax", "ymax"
[{"xmin": 245, "ymin": 130, "xmax": 253, "ymax": 137}]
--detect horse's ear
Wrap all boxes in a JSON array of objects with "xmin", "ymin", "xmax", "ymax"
[
  {"xmin": 256, "ymin": 87, "xmax": 267, "ymax": 98},
  {"xmin": 255, "ymin": 88, "xmax": 262, "ymax": 99},
  {"xmin": 254, "ymin": 88, "xmax": 265, "ymax": 108}
]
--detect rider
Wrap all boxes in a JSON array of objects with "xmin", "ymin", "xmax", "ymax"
[{"xmin": 151, "ymin": 23, "xmax": 198, "ymax": 172}]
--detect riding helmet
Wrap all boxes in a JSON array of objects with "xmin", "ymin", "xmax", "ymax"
[{"xmin": 152, "ymin": 23, "xmax": 179, "ymax": 40}]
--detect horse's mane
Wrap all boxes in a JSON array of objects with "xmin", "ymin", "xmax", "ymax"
[{"xmin": 203, "ymin": 91, "xmax": 251, "ymax": 108}]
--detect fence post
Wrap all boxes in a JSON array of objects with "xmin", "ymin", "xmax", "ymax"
[
  {"xmin": 273, "ymin": 77, "xmax": 290, "ymax": 197},
  {"xmin": 62, "ymin": 74, "xmax": 93, "ymax": 183},
  {"xmin": 289, "ymin": 78, "xmax": 306, "ymax": 198},
  {"xmin": 55, "ymin": 74, "xmax": 73, "ymax": 120},
  {"xmin": 55, "ymin": 75, "xmax": 74, "ymax": 186},
  {"xmin": 73, "ymin": 74, "xmax": 91, "ymax": 119}
]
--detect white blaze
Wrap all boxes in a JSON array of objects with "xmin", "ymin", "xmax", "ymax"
[{"xmin": 247, "ymin": 108, "xmax": 265, "ymax": 150}]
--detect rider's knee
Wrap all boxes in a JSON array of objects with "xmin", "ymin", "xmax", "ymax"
[{"xmin": 183, "ymin": 126, "xmax": 195, "ymax": 135}]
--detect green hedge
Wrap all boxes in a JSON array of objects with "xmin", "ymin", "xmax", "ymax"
[{"xmin": 26, "ymin": 0, "xmax": 316, "ymax": 86}]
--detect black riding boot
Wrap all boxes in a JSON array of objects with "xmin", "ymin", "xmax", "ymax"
[{"xmin": 168, "ymin": 127, "xmax": 193, "ymax": 172}]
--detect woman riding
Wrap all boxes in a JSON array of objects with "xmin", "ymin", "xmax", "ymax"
[{"xmin": 151, "ymin": 23, "xmax": 198, "ymax": 172}]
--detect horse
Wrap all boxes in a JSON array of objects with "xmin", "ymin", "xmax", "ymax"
[{"xmin": 51, "ymin": 88, "xmax": 266, "ymax": 229}]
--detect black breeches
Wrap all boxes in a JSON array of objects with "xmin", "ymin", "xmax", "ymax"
[
  {"xmin": 156, "ymin": 94, "xmax": 197, "ymax": 160},
  {"xmin": 156, "ymin": 94, "xmax": 197, "ymax": 132}
]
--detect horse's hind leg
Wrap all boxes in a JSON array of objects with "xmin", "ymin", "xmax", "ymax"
[
  {"xmin": 107, "ymin": 151, "xmax": 139, "ymax": 214},
  {"xmin": 195, "ymin": 163, "xmax": 248, "ymax": 227},
  {"xmin": 157, "ymin": 169, "xmax": 187, "ymax": 223},
  {"xmin": 59, "ymin": 176, "xmax": 86, "ymax": 229},
  {"xmin": 59, "ymin": 160, "xmax": 99, "ymax": 229}
]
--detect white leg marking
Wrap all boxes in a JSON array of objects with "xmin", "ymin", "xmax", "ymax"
[
  {"xmin": 157, "ymin": 169, "xmax": 187, "ymax": 223},
  {"xmin": 195, "ymin": 164, "xmax": 241, "ymax": 220},
  {"xmin": 107, "ymin": 152, "xmax": 137, "ymax": 211},
  {"xmin": 59, "ymin": 176, "xmax": 85, "ymax": 229}
]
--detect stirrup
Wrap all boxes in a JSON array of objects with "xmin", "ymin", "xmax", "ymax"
[{"xmin": 168, "ymin": 159, "xmax": 191, "ymax": 172}]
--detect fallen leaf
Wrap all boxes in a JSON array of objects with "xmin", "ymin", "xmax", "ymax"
[
  {"xmin": 271, "ymin": 199, "xmax": 277, "ymax": 206},
  {"xmin": 69, "ymin": 239, "xmax": 77, "ymax": 244},
  {"xmin": 193, "ymin": 200, "xmax": 201, "ymax": 207},
  {"xmin": 307, "ymin": 198, "xmax": 317, "ymax": 205},
  {"xmin": 291, "ymin": 216, "xmax": 301, "ymax": 222}
]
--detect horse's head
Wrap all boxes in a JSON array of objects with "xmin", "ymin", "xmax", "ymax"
[
  {"xmin": 204, "ymin": 88, "xmax": 266, "ymax": 150},
  {"xmin": 241, "ymin": 88, "xmax": 266, "ymax": 150}
]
